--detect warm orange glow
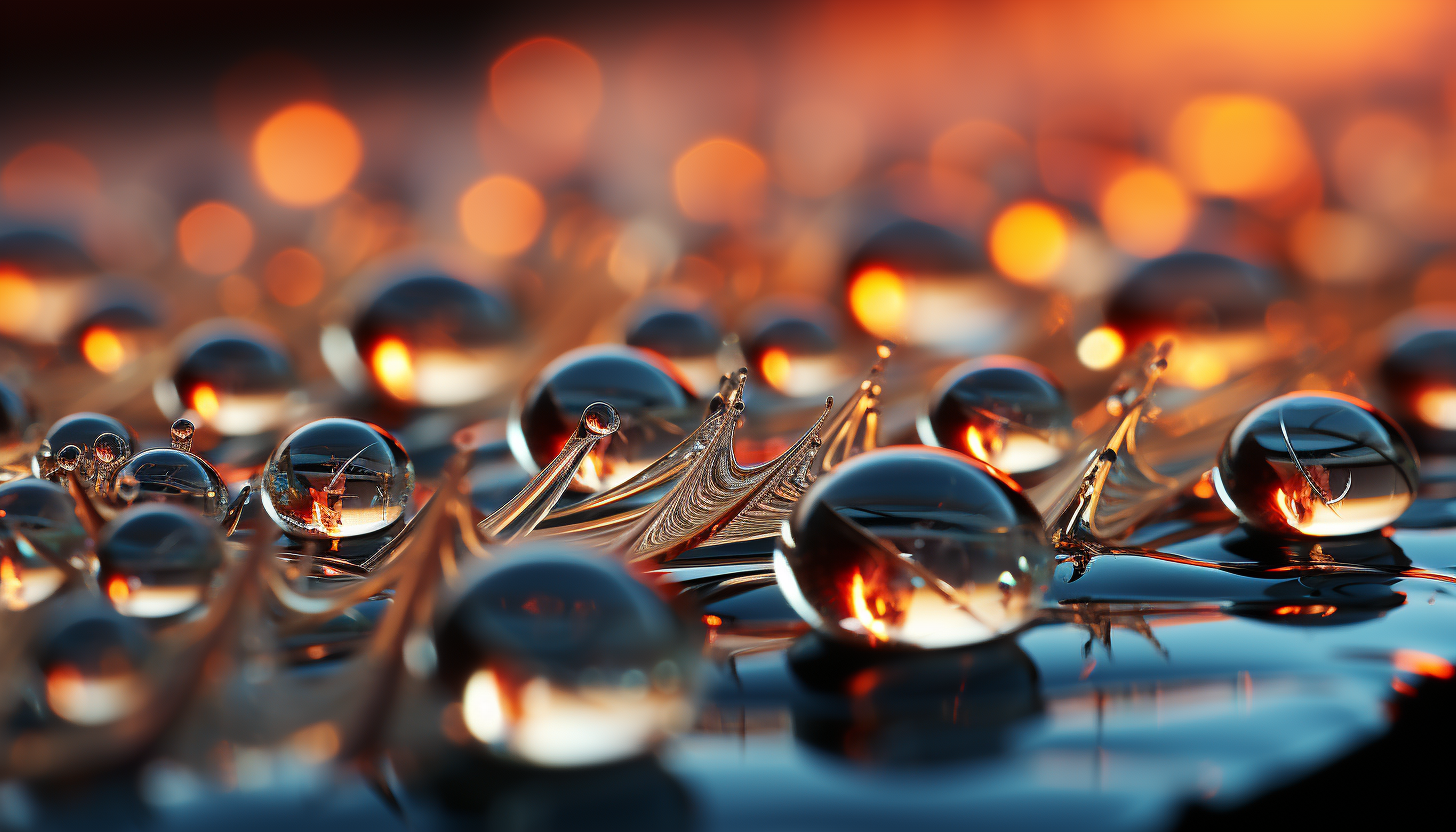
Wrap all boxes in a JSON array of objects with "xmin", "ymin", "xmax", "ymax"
[
  {"xmin": 759, "ymin": 348, "xmax": 793, "ymax": 392},
  {"xmin": 371, "ymin": 337, "xmax": 415, "ymax": 401},
  {"xmin": 774, "ymin": 100, "xmax": 866, "ymax": 197},
  {"xmin": 252, "ymin": 103, "xmax": 361, "ymax": 206},
  {"xmin": 81, "ymin": 326, "xmax": 126, "ymax": 373},
  {"xmin": 490, "ymin": 37, "xmax": 603, "ymax": 146},
  {"xmin": 0, "ymin": 556, "xmax": 18, "ymax": 607},
  {"xmin": 673, "ymin": 138, "xmax": 767, "ymax": 225},
  {"xmin": 191, "ymin": 384, "xmax": 221, "ymax": 421},
  {"xmin": 1274, "ymin": 487, "xmax": 1301, "ymax": 527},
  {"xmin": 847, "ymin": 267, "xmax": 906, "ymax": 337},
  {"xmin": 964, "ymin": 424, "xmax": 1003, "ymax": 464},
  {"xmin": 1, "ymin": 143, "xmax": 99, "ymax": 217},
  {"xmin": 1099, "ymin": 165, "xmax": 1193, "ymax": 257},
  {"xmin": 989, "ymin": 201, "xmax": 1068, "ymax": 285},
  {"xmin": 1273, "ymin": 604, "xmax": 1336, "ymax": 616},
  {"xmin": 1175, "ymin": 348, "xmax": 1230, "ymax": 390},
  {"xmin": 1076, "ymin": 326, "xmax": 1125, "ymax": 370},
  {"xmin": 702, "ymin": 614, "xmax": 723, "ymax": 627},
  {"xmin": 0, "ymin": 269, "xmax": 40, "ymax": 338},
  {"xmin": 263, "ymin": 247, "xmax": 325, "ymax": 306},
  {"xmin": 1415, "ymin": 388, "xmax": 1456, "ymax": 430},
  {"xmin": 1288, "ymin": 209, "xmax": 1391, "ymax": 284},
  {"xmin": 1393, "ymin": 649, "xmax": 1455, "ymax": 679},
  {"xmin": 849, "ymin": 571, "xmax": 888, "ymax": 642},
  {"xmin": 1169, "ymin": 94, "xmax": 1309, "ymax": 200},
  {"xmin": 458, "ymin": 175, "xmax": 546, "ymax": 257},
  {"xmin": 1333, "ymin": 112, "xmax": 1433, "ymax": 216},
  {"xmin": 107, "ymin": 576, "xmax": 130, "ymax": 605},
  {"xmin": 177, "ymin": 201, "xmax": 254, "ymax": 275},
  {"xmin": 1193, "ymin": 472, "xmax": 1216, "ymax": 500}
]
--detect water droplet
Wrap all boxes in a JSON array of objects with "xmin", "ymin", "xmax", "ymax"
[
  {"xmin": 350, "ymin": 274, "xmax": 517, "ymax": 406},
  {"xmin": 743, "ymin": 302, "xmax": 849, "ymax": 398},
  {"xmin": 38, "ymin": 610, "xmax": 151, "ymax": 725},
  {"xmin": 433, "ymin": 544, "xmax": 700, "ymax": 766},
  {"xmin": 1214, "ymin": 391, "xmax": 1418, "ymax": 537},
  {"xmin": 625, "ymin": 300, "xmax": 724, "ymax": 393},
  {"xmin": 0, "ymin": 380, "xmax": 32, "ymax": 457},
  {"xmin": 919, "ymin": 356, "xmax": 1073, "ymax": 476},
  {"xmin": 0, "ymin": 479, "xmax": 84, "ymax": 610},
  {"xmin": 32, "ymin": 412, "xmax": 136, "ymax": 483},
  {"xmin": 55, "ymin": 445, "xmax": 81, "ymax": 473},
  {"xmin": 261, "ymin": 418, "xmax": 415, "ymax": 539},
  {"xmin": 1379, "ymin": 325, "xmax": 1456, "ymax": 448},
  {"xmin": 511, "ymin": 345, "xmax": 697, "ymax": 492},
  {"xmin": 107, "ymin": 448, "xmax": 229, "ymax": 522},
  {"xmin": 774, "ymin": 446, "xmax": 1054, "ymax": 648},
  {"xmin": 98, "ymin": 504, "xmax": 227, "ymax": 618},
  {"xmin": 164, "ymin": 324, "xmax": 297, "ymax": 435},
  {"xmin": 170, "ymin": 418, "xmax": 195, "ymax": 452}
]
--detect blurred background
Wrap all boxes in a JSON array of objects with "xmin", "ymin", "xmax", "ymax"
[{"xmin": 5, "ymin": 0, "xmax": 1456, "ymax": 458}]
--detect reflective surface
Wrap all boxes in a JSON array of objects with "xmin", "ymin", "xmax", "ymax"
[
  {"xmin": 511, "ymin": 345, "xmax": 698, "ymax": 492},
  {"xmin": 351, "ymin": 274, "xmax": 517, "ymax": 406},
  {"xmin": 35, "ymin": 609, "xmax": 152, "ymax": 725},
  {"xmin": 920, "ymin": 356, "xmax": 1073, "ymax": 475},
  {"xmin": 1380, "ymin": 325, "xmax": 1456, "ymax": 451},
  {"xmin": 262, "ymin": 418, "xmax": 415, "ymax": 539},
  {"xmin": 625, "ymin": 303, "xmax": 723, "ymax": 394},
  {"xmin": 96, "ymin": 504, "xmax": 227, "ymax": 618},
  {"xmin": 0, "ymin": 478, "xmax": 83, "ymax": 610},
  {"xmin": 434, "ymin": 545, "xmax": 700, "ymax": 767},
  {"xmin": 163, "ymin": 325, "xmax": 298, "ymax": 435},
  {"xmin": 107, "ymin": 447, "xmax": 229, "ymax": 522},
  {"xmin": 775, "ymin": 446, "xmax": 1055, "ymax": 648},
  {"xmin": 0, "ymin": 379, "xmax": 31, "ymax": 455},
  {"xmin": 1215, "ymin": 391, "xmax": 1419, "ymax": 537},
  {"xmin": 742, "ymin": 304, "xmax": 850, "ymax": 398},
  {"xmin": 31, "ymin": 411, "xmax": 137, "ymax": 484}
]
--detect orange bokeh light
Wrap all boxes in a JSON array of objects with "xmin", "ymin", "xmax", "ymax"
[
  {"xmin": 1077, "ymin": 326, "xmax": 1125, "ymax": 370},
  {"xmin": 177, "ymin": 201, "xmax": 254, "ymax": 275},
  {"xmin": 107, "ymin": 576, "xmax": 131, "ymax": 605},
  {"xmin": 371, "ymin": 337, "xmax": 415, "ymax": 401},
  {"xmin": 0, "ymin": 270, "xmax": 40, "ymax": 339},
  {"xmin": 1, "ymin": 143, "xmax": 99, "ymax": 218},
  {"xmin": 263, "ymin": 247, "xmax": 325, "ymax": 306},
  {"xmin": 847, "ymin": 267, "xmax": 906, "ymax": 338},
  {"xmin": 490, "ymin": 37, "xmax": 603, "ymax": 146},
  {"xmin": 81, "ymin": 326, "xmax": 126, "ymax": 373},
  {"xmin": 252, "ymin": 102, "xmax": 362, "ymax": 206},
  {"xmin": 759, "ymin": 348, "xmax": 793, "ymax": 393},
  {"xmin": 458, "ymin": 175, "xmax": 546, "ymax": 257},
  {"xmin": 673, "ymin": 138, "xmax": 767, "ymax": 225},
  {"xmin": 191, "ymin": 383, "xmax": 221, "ymax": 421},
  {"xmin": 1099, "ymin": 165, "xmax": 1194, "ymax": 258},
  {"xmin": 1169, "ymin": 94, "xmax": 1309, "ymax": 200},
  {"xmin": 989, "ymin": 201, "xmax": 1068, "ymax": 285}
]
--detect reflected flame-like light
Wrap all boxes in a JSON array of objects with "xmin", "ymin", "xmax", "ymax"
[
  {"xmin": 371, "ymin": 337, "xmax": 415, "ymax": 401},
  {"xmin": 849, "ymin": 571, "xmax": 888, "ymax": 642},
  {"xmin": 847, "ymin": 267, "xmax": 906, "ymax": 338},
  {"xmin": 964, "ymin": 424, "xmax": 1001, "ymax": 464},
  {"xmin": 107, "ymin": 576, "xmax": 131, "ymax": 605},
  {"xmin": 989, "ymin": 201, "xmax": 1068, "ymax": 285},
  {"xmin": 1, "ymin": 556, "xmax": 19, "ymax": 609},
  {"xmin": 463, "ymin": 668, "xmax": 508, "ymax": 743},
  {"xmin": 1415, "ymin": 388, "xmax": 1456, "ymax": 430},
  {"xmin": 1076, "ymin": 326, "xmax": 1124, "ymax": 370},
  {"xmin": 252, "ymin": 102, "xmax": 362, "ymax": 206},
  {"xmin": 191, "ymin": 384, "xmax": 221, "ymax": 421},
  {"xmin": 759, "ymin": 348, "xmax": 793, "ymax": 393},
  {"xmin": 1393, "ymin": 649, "xmax": 1455, "ymax": 679},
  {"xmin": 82, "ymin": 326, "xmax": 127, "ymax": 373}
]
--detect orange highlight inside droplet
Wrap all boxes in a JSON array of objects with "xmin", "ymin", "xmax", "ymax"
[
  {"xmin": 848, "ymin": 267, "xmax": 906, "ymax": 338},
  {"xmin": 989, "ymin": 201, "xmax": 1068, "ymax": 285},
  {"xmin": 371, "ymin": 337, "xmax": 415, "ymax": 401},
  {"xmin": 191, "ymin": 384, "xmax": 221, "ymax": 421},
  {"xmin": 81, "ymin": 326, "xmax": 126, "ymax": 373}
]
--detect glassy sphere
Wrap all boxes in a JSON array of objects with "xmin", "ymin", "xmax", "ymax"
[
  {"xmin": 919, "ymin": 357, "xmax": 1073, "ymax": 475},
  {"xmin": 351, "ymin": 274, "xmax": 518, "ymax": 406},
  {"xmin": 1214, "ymin": 391, "xmax": 1419, "ymax": 537},
  {"xmin": 510, "ymin": 345, "xmax": 697, "ymax": 492},
  {"xmin": 743, "ymin": 302, "xmax": 852, "ymax": 398},
  {"xmin": 433, "ymin": 544, "xmax": 700, "ymax": 767},
  {"xmin": 36, "ymin": 610, "xmax": 151, "ymax": 725},
  {"xmin": 0, "ymin": 479, "xmax": 84, "ymax": 610},
  {"xmin": 775, "ymin": 446, "xmax": 1054, "ymax": 648},
  {"xmin": 97, "ymin": 504, "xmax": 227, "ymax": 618},
  {"xmin": 262, "ymin": 418, "xmax": 415, "ymax": 539},
  {"xmin": 107, "ymin": 448, "xmax": 229, "ymax": 522},
  {"xmin": 67, "ymin": 291, "xmax": 162, "ymax": 375},
  {"xmin": 1379, "ymin": 326, "xmax": 1456, "ymax": 448},
  {"xmin": 843, "ymin": 219, "xmax": 1022, "ymax": 351},
  {"xmin": 32, "ymin": 412, "xmax": 137, "ymax": 483},
  {"xmin": 1105, "ymin": 253, "xmax": 1286, "ymax": 388},
  {"xmin": 162, "ymin": 323, "xmax": 298, "ymax": 435},
  {"xmin": 625, "ymin": 301, "xmax": 723, "ymax": 395}
]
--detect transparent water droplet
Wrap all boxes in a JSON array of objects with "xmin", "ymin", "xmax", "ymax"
[
  {"xmin": 511, "ymin": 345, "xmax": 697, "ymax": 493},
  {"xmin": 0, "ymin": 479, "xmax": 85, "ymax": 610},
  {"xmin": 32, "ymin": 412, "xmax": 136, "ymax": 483},
  {"xmin": 261, "ymin": 418, "xmax": 415, "ymax": 539},
  {"xmin": 164, "ymin": 325, "xmax": 297, "ymax": 436},
  {"xmin": 170, "ymin": 418, "xmax": 195, "ymax": 453},
  {"xmin": 625, "ymin": 300, "xmax": 724, "ymax": 393},
  {"xmin": 98, "ymin": 504, "xmax": 226, "ymax": 618},
  {"xmin": 1214, "ymin": 391, "xmax": 1419, "ymax": 537},
  {"xmin": 920, "ymin": 356, "xmax": 1073, "ymax": 476},
  {"xmin": 107, "ymin": 448, "xmax": 229, "ymax": 522},
  {"xmin": 349, "ymin": 274, "xmax": 518, "ymax": 406},
  {"xmin": 38, "ymin": 611, "xmax": 151, "ymax": 725},
  {"xmin": 775, "ymin": 446, "xmax": 1054, "ymax": 648},
  {"xmin": 433, "ymin": 544, "xmax": 700, "ymax": 766}
]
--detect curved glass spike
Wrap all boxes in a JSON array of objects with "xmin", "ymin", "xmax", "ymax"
[
  {"xmin": 221, "ymin": 483, "xmax": 250, "ymax": 536},
  {"xmin": 809, "ymin": 341, "xmax": 891, "ymax": 478},
  {"xmin": 477, "ymin": 402, "xmax": 620, "ymax": 543},
  {"xmin": 616, "ymin": 393, "xmax": 831, "ymax": 563}
]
